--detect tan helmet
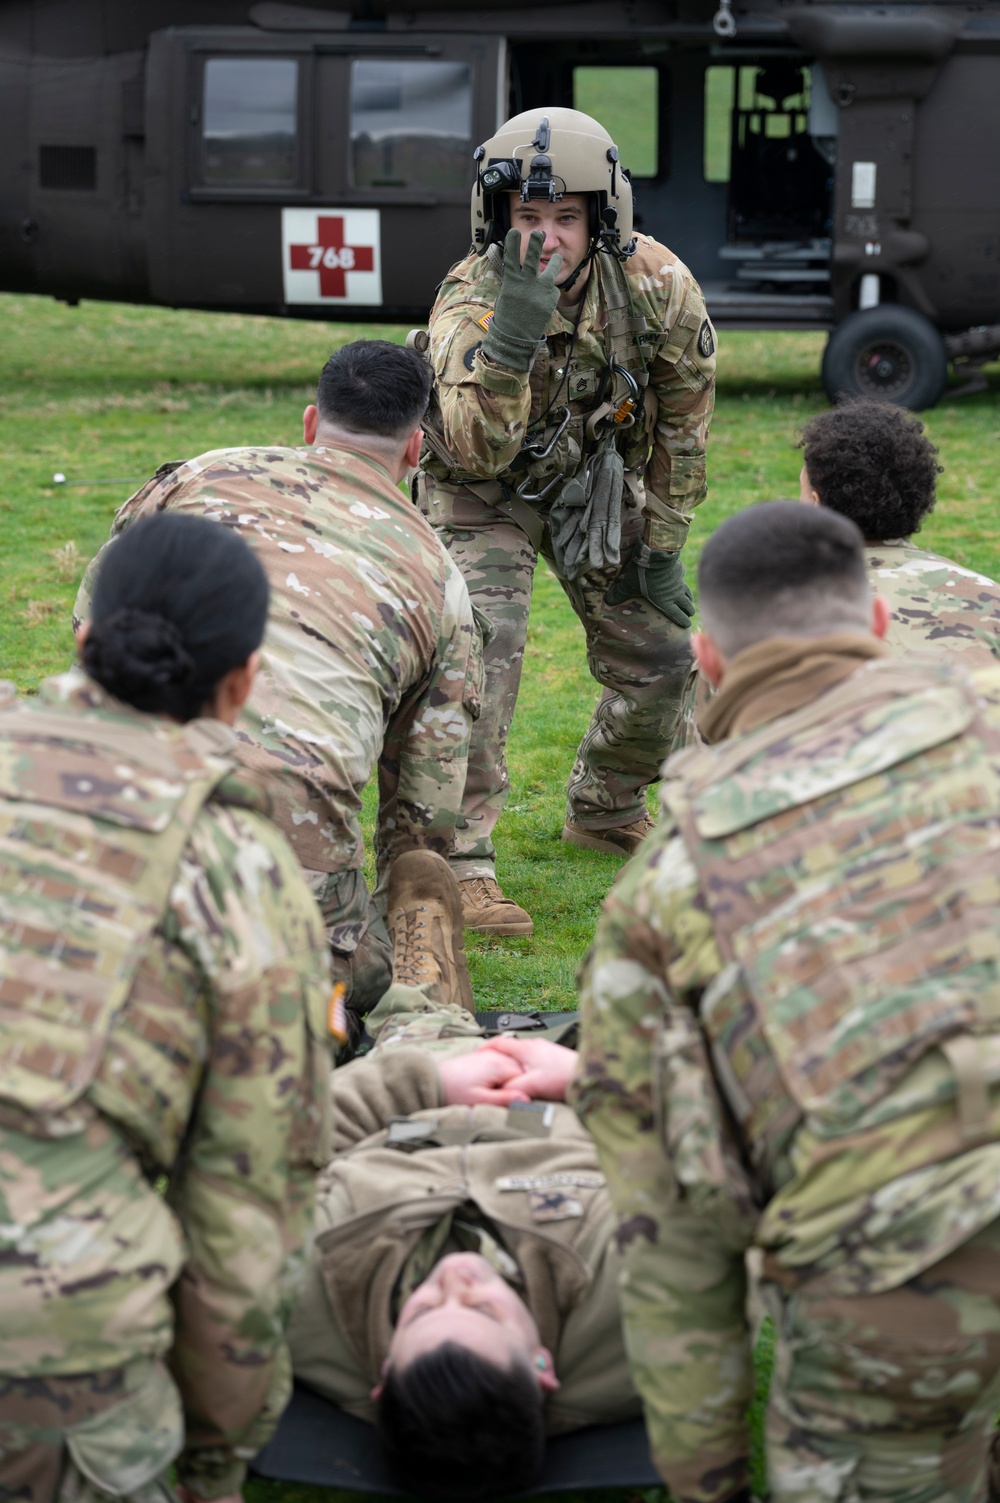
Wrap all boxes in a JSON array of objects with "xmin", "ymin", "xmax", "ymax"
[{"xmin": 470, "ymin": 106, "xmax": 635, "ymax": 257}]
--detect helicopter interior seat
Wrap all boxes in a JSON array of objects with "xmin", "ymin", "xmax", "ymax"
[
  {"xmin": 250, "ymin": 1382, "xmax": 661, "ymax": 1497},
  {"xmin": 727, "ymin": 66, "xmax": 832, "ymax": 245}
]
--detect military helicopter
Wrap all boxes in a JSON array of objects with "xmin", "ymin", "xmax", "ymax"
[{"xmin": 3, "ymin": 0, "xmax": 999, "ymax": 407}]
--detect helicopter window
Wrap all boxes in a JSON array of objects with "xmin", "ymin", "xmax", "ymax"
[
  {"xmin": 704, "ymin": 65, "xmax": 810, "ymax": 182},
  {"xmin": 202, "ymin": 57, "xmax": 299, "ymax": 185},
  {"xmin": 704, "ymin": 66, "xmax": 736, "ymax": 182},
  {"xmin": 350, "ymin": 60, "xmax": 472, "ymax": 192},
  {"xmin": 573, "ymin": 67, "xmax": 659, "ymax": 179}
]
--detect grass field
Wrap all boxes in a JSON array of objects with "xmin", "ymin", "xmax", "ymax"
[{"xmin": 3, "ymin": 292, "xmax": 999, "ymax": 1502}]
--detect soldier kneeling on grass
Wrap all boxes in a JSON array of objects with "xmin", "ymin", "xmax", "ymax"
[
  {"xmin": 575, "ymin": 501, "xmax": 1000, "ymax": 1503},
  {"xmin": 799, "ymin": 396, "xmax": 1000, "ymax": 666},
  {"xmin": 0, "ymin": 514, "xmax": 332, "ymax": 1503},
  {"xmin": 75, "ymin": 340, "xmax": 481, "ymax": 1051},
  {"xmin": 287, "ymin": 848, "xmax": 641, "ymax": 1501}
]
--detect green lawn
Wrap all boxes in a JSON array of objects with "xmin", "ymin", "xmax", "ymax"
[{"xmin": 2, "ymin": 293, "xmax": 999, "ymax": 1501}]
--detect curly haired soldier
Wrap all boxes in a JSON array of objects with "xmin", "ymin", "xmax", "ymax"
[
  {"xmin": 799, "ymin": 398, "xmax": 1000, "ymax": 666},
  {"xmin": 575, "ymin": 502, "xmax": 1000, "ymax": 1503},
  {"xmin": 417, "ymin": 107, "xmax": 716, "ymax": 935}
]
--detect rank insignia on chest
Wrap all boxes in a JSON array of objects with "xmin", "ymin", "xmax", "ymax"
[
  {"xmin": 477, "ymin": 309, "xmax": 495, "ymax": 331},
  {"xmin": 528, "ymin": 1190, "xmax": 584, "ymax": 1223}
]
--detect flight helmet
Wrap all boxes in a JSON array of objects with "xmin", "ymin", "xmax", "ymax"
[{"xmin": 470, "ymin": 106, "xmax": 635, "ymax": 259}]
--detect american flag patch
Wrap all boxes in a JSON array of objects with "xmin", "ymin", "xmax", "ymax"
[{"xmin": 477, "ymin": 309, "xmax": 495, "ymax": 331}]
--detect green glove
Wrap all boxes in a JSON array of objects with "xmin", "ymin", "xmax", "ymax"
[
  {"xmin": 604, "ymin": 541, "xmax": 694, "ymax": 629},
  {"xmin": 481, "ymin": 228, "xmax": 562, "ymax": 373}
]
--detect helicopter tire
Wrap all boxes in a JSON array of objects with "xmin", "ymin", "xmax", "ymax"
[{"xmin": 821, "ymin": 305, "xmax": 948, "ymax": 411}]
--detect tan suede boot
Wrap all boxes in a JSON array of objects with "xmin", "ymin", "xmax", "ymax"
[
  {"xmin": 458, "ymin": 876, "xmax": 534, "ymax": 937},
  {"xmin": 387, "ymin": 849, "xmax": 475, "ymax": 1014},
  {"xmin": 561, "ymin": 812, "xmax": 656, "ymax": 857}
]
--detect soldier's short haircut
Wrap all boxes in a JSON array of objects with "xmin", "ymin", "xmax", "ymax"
[
  {"xmin": 315, "ymin": 338, "xmax": 433, "ymax": 441},
  {"xmin": 799, "ymin": 398, "xmax": 942, "ymax": 541},
  {"xmin": 83, "ymin": 512, "xmax": 269, "ymax": 721},
  {"xmin": 699, "ymin": 500, "xmax": 871, "ymax": 656},
  {"xmin": 376, "ymin": 1342, "xmax": 545, "ymax": 1500}
]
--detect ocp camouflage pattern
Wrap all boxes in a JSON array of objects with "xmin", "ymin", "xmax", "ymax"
[
  {"xmin": 0, "ymin": 672, "xmax": 332, "ymax": 1498},
  {"xmin": 421, "ymin": 235, "xmax": 716, "ymax": 552},
  {"xmin": 415, "ymin": 238, "xmax": 713, "ymax": 869},
  {"xmin": 74, "ymin": 444, "xmax": 481, "ymax": 882},
  {"xmin": 867, "ymin": 539, "xmax": 1000, "ymax": 666},
  {"xmin": 573, "ymin": 652, "xmax": 1000, "ymax": 1503}
]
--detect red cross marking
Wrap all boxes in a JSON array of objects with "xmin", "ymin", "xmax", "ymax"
[{"xmin": 288, "ymin": 215, "xmax": 375, "ymax": 297}]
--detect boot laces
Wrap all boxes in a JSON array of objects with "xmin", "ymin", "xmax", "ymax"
[
  {"xmin": 464, "ymin": 877, "xmax": 507, "ymax": 908},
  {"xmin": 392, "ymin": 905, "xmax": 440, "ymax": 987}
]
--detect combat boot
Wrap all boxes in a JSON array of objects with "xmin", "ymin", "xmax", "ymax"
[
  {"xmin": 458, "ymin": 876, "xmax": 534, "ymax": 937},
  {"xmin": 561, "ymin": 813, "xmax": 656, "ymax": 857},
  {"xmin": 387, "ymin": 849, "xmax": 475, "ymax": 1015}
]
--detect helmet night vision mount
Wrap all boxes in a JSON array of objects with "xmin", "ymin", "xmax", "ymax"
[{"xmin": 471, "ymin": 107, "xmax": 636, "ymax": 263}]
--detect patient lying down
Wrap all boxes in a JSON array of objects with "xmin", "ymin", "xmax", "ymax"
[{"xmin": 287, "ymin": 995, "xmax": 639, "ymax": 1500}]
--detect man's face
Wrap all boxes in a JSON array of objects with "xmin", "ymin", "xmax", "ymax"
[
  {"xmin": 386, "ymin": 1253, "xmax": 551, "ymax": 1381},
  {"xmin": 508, "ymin": 194, "xmax": 591, "ymax": 286}
]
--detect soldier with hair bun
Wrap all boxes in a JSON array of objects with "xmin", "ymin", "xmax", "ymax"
[{"xmin": 1, "ymin": 513, "xmax": 332, "ymax": 1503}]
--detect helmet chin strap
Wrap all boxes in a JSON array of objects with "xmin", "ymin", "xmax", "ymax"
[{"xmin": 558, "ymin": 242, "xmax": 598, "ymax": 294}]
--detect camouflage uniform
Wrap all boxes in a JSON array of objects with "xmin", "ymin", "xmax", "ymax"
[
  {"xmin": 0, "ymin": 672, "xmax": 332, "ymax": 1501},
  {"xmin": 419, "ymin": 237, "xmax": 715, "ymax": 875},
  {"xmin": 75, "ymin": 445, "xmax": 480, "ymax": 1015},
  {"xmin": 867, "ymin": 540, "xmax": 1000, "ymax": 666},
  {"xmin": 287, "ymin": 988, "xmax": 640, "ymax": 1433},
  {"xmin": 573, "ymin": 638, "xmax": 1000, "ymax": 1503}
]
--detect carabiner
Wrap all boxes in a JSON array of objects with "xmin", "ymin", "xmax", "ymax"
[{"xmin": 521, "ymin": 406, "xmax": 571, "ymax": 462}]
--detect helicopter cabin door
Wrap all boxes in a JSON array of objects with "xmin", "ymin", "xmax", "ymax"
[{"xmin": 145, "ymin": 26, "xmax": 504, "ymax": 319}]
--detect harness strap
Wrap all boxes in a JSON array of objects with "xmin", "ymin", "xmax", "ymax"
[{"xmin": 472, "ymin": 478, "xmax": 546, "ymax": 551}]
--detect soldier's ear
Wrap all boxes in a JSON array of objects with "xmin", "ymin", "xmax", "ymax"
[
  {"xmin": 533, "ymin": 1348, "xmax": 560, "ymax": 1393},
  {"xmin": 871, "ymin": 593, "xmax": 892, "ymax": 640},
  {"xmin": 799, "ymin": 464, "xmax": 821, "ymax": 506},
  {"xmin": 693, "ymin": 631, "xmax": 726, "ymax": 688},
  {"xmin": 403, "ymin": 426, "xmax": 424, "ymax": 472},
  {"xmin": 303, "ymin": 404, "xmax": 319, "ymax": 445}
]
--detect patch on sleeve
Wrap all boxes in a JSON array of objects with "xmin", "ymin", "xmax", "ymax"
[
  {"xmin": 464, "ymin": 341, "xmax": 483, "ymax": 372},
  {"xmin": 477, "ymin": 309, "xmax": 495, "ymax": 331},
  {"xmin": 697, "ymin": 319, "xmax": 716, "ymax": 359}
]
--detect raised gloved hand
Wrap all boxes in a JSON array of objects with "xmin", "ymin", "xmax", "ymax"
[
  {"xmin": 481, "ymin": 228, "xmax": 562, "ymax": 372},
  {"xmin": 604, "ymin": 541, "xmax": 695, "ymax": 629}
]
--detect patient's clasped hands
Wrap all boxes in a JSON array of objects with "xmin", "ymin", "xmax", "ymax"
[{"xmin": 438, "ymin": 1037, "xmax": 577, "ymax": 1108}]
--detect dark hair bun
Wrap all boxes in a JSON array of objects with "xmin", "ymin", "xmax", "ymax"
[{"xmin": 83, "ymin": 607, "xmax": 196, "ymax": 708}]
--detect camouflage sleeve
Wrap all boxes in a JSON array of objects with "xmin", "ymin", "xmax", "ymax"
[
  {"xmin": 641, "ymin": 269, "xmax": 716, "ymax": 554},
  {"xmin": 427, "ymin": 285, "xmax": 534, "ymax": 478},
  {"xmin": 72, "ymin": 473, "xmax": 173, "ymax": 631},
  {"xmin": 571, "ymin": 830, "xmax": 755, "ymax": 1503},
  {"xmin": 163, "ymin": 804, "xmax": 332, "ymax": 1500},
  {"xmin": 380, "ymin": 555, "xmax": 478, "ymax": 861}
]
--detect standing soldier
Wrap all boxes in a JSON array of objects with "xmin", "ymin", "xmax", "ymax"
[
  {"xmin": 417, "ymin": 107, "xmax": 716, "ymax": 936},
  {"xmin": 0, "ymin": 514, "xmax": 332, "ymax": 1503},
  {"xmin": 574, "ymin": 502, "xmax": 1000, "ymax": 1503},
  {"xmin": 75, "ymin": 341, "xmax": 481, "ymax": 1039}
]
